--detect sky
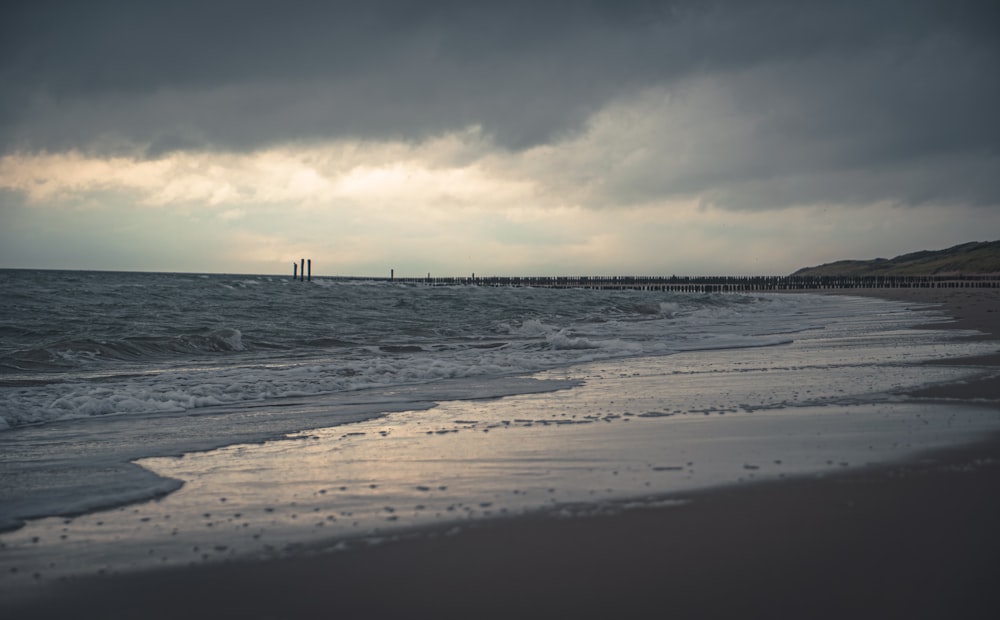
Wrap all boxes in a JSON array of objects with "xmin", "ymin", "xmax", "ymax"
[{"xmin": 1, "ymin": 0, "xmax": 998, "ymax": 277}]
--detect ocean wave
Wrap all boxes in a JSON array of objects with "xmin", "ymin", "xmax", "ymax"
[
  {"xmin": 546, "ymin": 330, "xmax": 600, "ymax": 350},
  {"xmin": 1, "ymin": 271, "xmax": 922, "ymax": 430},
  {"xmin": 0, "ymin": 328, "xmax": 247, "ymax": 372}
]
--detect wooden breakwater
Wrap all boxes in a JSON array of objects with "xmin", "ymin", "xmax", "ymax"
[
  {"xmin": 326, "ymin": 274, "xmax": 1000, "ymax": 292},
  {"xmin": 293, "ymin": 259, "xmax": 312, "ymax": 282}
]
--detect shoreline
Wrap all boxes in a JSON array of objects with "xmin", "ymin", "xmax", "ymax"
[
  {"xmin": 22, "ymin": 432, "xmax": 999, "ymax": 620},
  {"xmin": 824, "ymin": 288, "xmax": 1000, "ymax": 401},
  {"xmin": 820, "ymin": 287, "xmax": 999, "ymax": 337},
  {"xmin": 3, "ymin": 288, "xmax": 999, "ymax": 619}
]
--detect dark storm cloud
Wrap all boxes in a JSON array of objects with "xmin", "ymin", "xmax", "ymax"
[
  {"xmin": 3, "ymin": 0, "xmax": 676, "ymax": 152},
  {"xmin": 2, "ymin": 0, "xmax": 998, "ymax": 207},
  {"xmin": 583, "ymin": 36, "xmax": 1000, "ymax": 210}
]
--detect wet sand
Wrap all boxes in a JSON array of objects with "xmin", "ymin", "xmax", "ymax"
[
  {"xmin": 3, "ymin": 289, "xmax": 999, "ymax": 619},
  {"xmin": 828, "ymin": 288, "xmax": 1000, "ymax": 402}
]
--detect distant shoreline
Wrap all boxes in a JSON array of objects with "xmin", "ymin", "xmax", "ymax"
[
  {"xmin": 821, "ymin": 286, "xmax": 999, "ymax": 338},
  {"xmin": 825, "ymin": 287, "xmax": 1000, "ymax": 401}
]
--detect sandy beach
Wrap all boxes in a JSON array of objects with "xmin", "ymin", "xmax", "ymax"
[
  {"xmin": 2, "ymin": 287, "xmax": 998, "ymax": 619},
  {"xmin": 6, "ymin": 2, "xmax": 999, "ymax": 617}
]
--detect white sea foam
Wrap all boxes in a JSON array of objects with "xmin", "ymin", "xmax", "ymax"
[{"xmin": 0, "ymin": 284, "xmax": 973, "ymax": 429}]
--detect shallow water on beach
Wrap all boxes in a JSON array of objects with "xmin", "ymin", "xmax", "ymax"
[{"xmin": 2, "ymin": 306, "xmax": 998, "ymax": 589}]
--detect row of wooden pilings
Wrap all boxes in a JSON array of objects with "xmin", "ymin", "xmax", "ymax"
[
  {"xmin": 328, "ymin": 273, "xmax": 1000, "ymax": 292},
  {"xmin": 292, "ymin": 259, "xmax": 312, "ymax": 282}
]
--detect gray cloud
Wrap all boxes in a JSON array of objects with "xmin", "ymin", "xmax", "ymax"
[
  {"xmin": 2, "ymin": 0, "xmax": 669, "ymax": 152},
  {"xmin": 560, "ymin": 36, "xmax": 1000, "ymax": 211},
  {"xmin": 2, "ymin": 0, "xmax": 998, "ymax": 209}
]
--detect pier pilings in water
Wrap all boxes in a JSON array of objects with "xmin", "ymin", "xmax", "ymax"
[
  {"xmin": 294, "ymin": 259, "xmax": 314, "ymax": 282},
  {"xmin": 326, "ymin": 274, "xmax": 1000, "ymax": 292}
]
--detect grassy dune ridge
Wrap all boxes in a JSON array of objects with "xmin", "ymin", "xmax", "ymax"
[{"xmin": 792, "ymin": 241, "xmax": 1000, "ymax": 277}]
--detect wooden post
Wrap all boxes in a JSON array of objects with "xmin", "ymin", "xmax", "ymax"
[
  {"xmin": 293, "ymin": 262, "xmax": 298, "ymax": 280},
  {"xmin": 300, "ymin": 259, "xmax": 305, "ymax": 282},
  {"xmin": 391, "ymin": 269, "xmax": 394, "ymax": 281},
  {"xmin": 307, "ymin": 259, "xmax": 311, "ymax": 282}
]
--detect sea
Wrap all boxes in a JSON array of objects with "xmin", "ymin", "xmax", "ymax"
[
  {"xmin": 2, "ymin": 269, "xmax": 999, "ymax": 587},
  {"xmin": 1, "ymin": 269, "xmax": 847, "ymax": 432}
]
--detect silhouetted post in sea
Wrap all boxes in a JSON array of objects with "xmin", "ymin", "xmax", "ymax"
[
  {"xmin": 391, "ymin": 269, "xmax": 394, "ymax": 282},
  {"xmin": 300, "ymin": 259, "xmax": 305, "ymax": 282},
  {"xmin": 293, "ymin": 262, "xmax": 298, "ymax": 280},
  {"xmin": 307, "ymin": 259, "xmax": 312, "ymax": 282}
]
